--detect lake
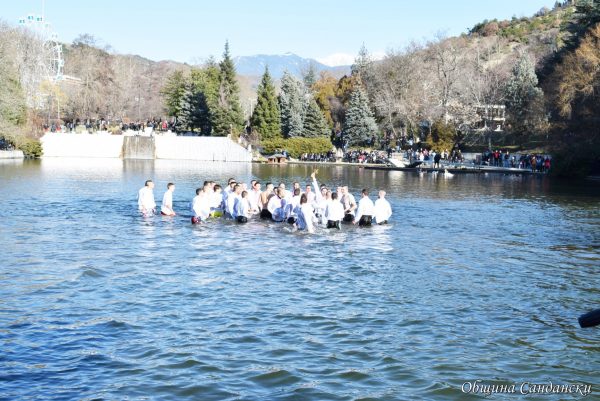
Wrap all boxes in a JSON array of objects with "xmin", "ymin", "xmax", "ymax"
[{"xmin": 1, "ymin": 158, "xmax": 598, "ymax": 400}]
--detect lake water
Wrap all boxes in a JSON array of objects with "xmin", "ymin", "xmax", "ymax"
[{"xmin": 1, "ymin": 158, "xmax": 599, "ymax": 400}]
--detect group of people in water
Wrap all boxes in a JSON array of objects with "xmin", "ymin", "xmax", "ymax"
[{"xmin": 137, "ymin": 171, "xmax": 392, "ymax": 233}]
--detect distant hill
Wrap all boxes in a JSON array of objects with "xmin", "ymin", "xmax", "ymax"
[{"xmin": 233, "ymin": 53, "xmax": 350, "ymax": 79}]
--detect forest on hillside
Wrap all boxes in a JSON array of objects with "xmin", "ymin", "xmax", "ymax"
[{"xmin": 0, "ymin": 0, "xmax": 598, "ymax": 175}]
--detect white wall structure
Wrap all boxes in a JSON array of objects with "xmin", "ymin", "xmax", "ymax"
[
  {"xmin": 0, "ymin": 150, "xmax": 25, "ymax": 159},
  {"xmin": 41, "ymin": 133, "xmax": 124, "ymax": 158},
  {"xmin": 154, "ymin": 136, "xmax": 252, "ymax": 162},
  {"xmin": 40, "ymin": 133, "xmax": 252, "ymax": 162}
]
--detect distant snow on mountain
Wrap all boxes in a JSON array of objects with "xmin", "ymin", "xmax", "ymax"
[
  {"xmin": 233, "ymin": 53, "xmax": 350, "ymax": 79},
  {"xmin": 316, "ymin": 53, "xmax": 356, "ymax": 67}
]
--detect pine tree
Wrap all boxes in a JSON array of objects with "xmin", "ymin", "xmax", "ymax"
[
  {"xmin": 302, "ymin": 96, "xmax": 329, "ymax": 137},
  {"xmin": 279, "ymin": 71, "xmax": 305, "ymax": 138},
  {"xmin": 175, "ymin": 82, "xmax": 208, "ymax": 133},
  {"xmin": 251, "ymin": 67, "xmax": 281, "ymax": 141},
  {"xmin": 344, "ymin": 86, "xmax": 378, "ymax": 146},
  {"xmin": 190, "ymin": 62, "xmax": 220, "ymax": 135},
  {"xmin": 212, "ymin": 41, "xmax": 245, "ymax": 136},
  {"xmin": 161, "ymin": 70, "xmax": 187, "ymax": 118},
  {"xmin": 351, "ymin": 44, "xmax": 374, "ymax": 88},
  {"xmin": 175, "ymin": 82, "xmax": 194, "ymax": 132},
  {"xmin": 303, "ymin": 63, "xmax": 317, "ymax": 90}
]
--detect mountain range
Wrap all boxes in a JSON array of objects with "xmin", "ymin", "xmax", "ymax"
[{"xmin": 233, "ymin": 52, "xmax": 350, "ymax": 79}]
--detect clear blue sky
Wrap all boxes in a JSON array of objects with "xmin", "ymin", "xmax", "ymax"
[{"xmin": 5, "ymin": 0, "xmax": 556, "ymax": 65}]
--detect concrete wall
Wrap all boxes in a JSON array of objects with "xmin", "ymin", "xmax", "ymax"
[
  {"xmin": 155, "ymin": 136, "xmax": 252, "ymax": 162},
  {"xmin": 0, "ymin": 150, "xmax": 24, "ymax": 159},
  {"xmin": 40, "ymin": 133, "xmax": 252, "ymax": 162},
  {"xmin": 41, "ymin": 133, "xmax": 124, "ymax": 158},
  {"xmin": 123, "ymin": 136, "xmax": 155, "ymax": 160}
]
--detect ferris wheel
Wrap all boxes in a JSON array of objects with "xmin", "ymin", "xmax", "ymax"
[{"xmin": 17, "ymin": 13, "xmax": 64, "ymax": 82}]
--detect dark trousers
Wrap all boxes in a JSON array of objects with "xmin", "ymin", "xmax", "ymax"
[
  {"xmin": 358, "ymin": 215, "xmax": 372, "ymax": 227},
  {"xmin": 237, "ymin": 216, "xmax": 248, "ymax": 223},
  {"xmin": 327, "ymin": 220, "xmax": 341, "ymax": 229},
  {"xmin": 343, "ymin": 214, "xmax": 354, "ymax": 223},
  {"xmin": 260, "ymin": 209, "xmax": 272, "ymax": 219},
  {"xmin": 287, "ymin": 217, "xmax": 297, "ymax": 224}
]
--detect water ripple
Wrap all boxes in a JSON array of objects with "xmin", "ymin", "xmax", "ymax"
[{"xmin": 0, "ymin": 160, "xmax": 598, "ymax": 400}]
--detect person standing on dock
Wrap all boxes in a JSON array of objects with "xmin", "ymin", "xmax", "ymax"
[
  {"xmin": 160, "ymin": 183, "xmax": 176, "ymax": 216},
  {"xmin": 374, "ymin": 190, "xmax": 392, "ymax": 224},
  {"xmin": 433, "ymin": 152, "xmax": 441, "ymax": 169},
  {"xmin": 137, "ymin": 179, "xmax": 156, "ymax": 217},
  {"xmin": 353, "ymin": 189, "xmax": 375, "ymax": 226}
]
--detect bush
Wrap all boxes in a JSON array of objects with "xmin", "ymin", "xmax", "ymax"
[
  {"xmin": 261, "ymin": 137, "xmax": 333, "ymax": 158},
  {"xmin": 428, "ymin": 120, "xmax": 457, "ymax": 152},
  {"xmin": 18, "ymin": 137, "xmax": 43, "ymax": 158}
]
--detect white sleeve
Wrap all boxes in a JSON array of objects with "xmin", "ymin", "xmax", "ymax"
[
  {"xmin": 312, "ymin": 178, "xmax": 322, "ymax": 202},
  {"xmin": 354, "ymin": 200, "xmax": 363, "ymax": 223},
  {"xmin": 302, "ymin": 207, "xmax": 314, "ymax": 233}
]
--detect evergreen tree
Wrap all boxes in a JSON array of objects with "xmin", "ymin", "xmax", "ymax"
[
  {"xmin": 251, "ymin": 67, "xmax": 281, "ymax": 140},
  {"xmin": 279, "ymin": 71, "xmax": 305, "ymax": 138},
  {"xmin": 302, "ymin": 96, "xmax": 329, "ymax": 137},
  {"xmin": 504, "ymin": 54, "xmax": 546, "ymax": 136},
  {"xmin": 303, "ymin": 63, "xmax": 317, "ymax": 90},
  {"xmin": 344, "ymin": 86, "xmax": 378, "ymax": 146},
  {"xmin": 351, "ymin": 44, "xmax": 374, "ymax": 88},
  {"xmin": 175, "ymin": 82, "xmax": 194, "ymax": 132},
  {"xmin": 190, "ymin": 62, "xmax": 220, "ymax": 135},
  {"xmin": 161, "ymin": 70, "xmax": 187, "ymax": 118},
  {"xmin": 212, "ymin": 41, "xmax": 245, "ymax": 136}
]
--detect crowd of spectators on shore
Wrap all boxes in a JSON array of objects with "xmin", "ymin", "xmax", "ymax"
[
  {"xmin": 41, "ymin": 118, "xmax": 176, "ymax": 134},
  {"xmin": 480, "ymin": 150, "xmax": 551, "ymax": 172}
]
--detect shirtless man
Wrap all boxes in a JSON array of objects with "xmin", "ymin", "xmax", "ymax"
[
  {"xmin": 260, "ymin": 182, "xmax": 275, "ymax": 219},
  {"xmin": 160, "ymin": 183, "xmax": 176, "ymax": 216}
]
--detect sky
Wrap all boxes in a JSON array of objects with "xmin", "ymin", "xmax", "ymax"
[{"xmin": 4, "ymin": 0, "xmax": 557, "ymax": 65}]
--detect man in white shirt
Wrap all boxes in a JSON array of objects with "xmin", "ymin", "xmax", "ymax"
[
  {"xmin": 191, "ymin": 188, "xmax": 210, "ymax": 224},
  {"xmin": 310, "ymin": 171, "xmax": 328, "ymax": 224},
  {"xmin": 353, "ymin": 188, "xmax": 375, "ymax": 226},
  {"xmin": 233, "ymin": 190, "xmax": 250, "ymax": 223},
  {"xmin": 374, "ymin": 190, "xmax": 392, "ymax": 224},
  {"xmin": 226, "ymin": 184, "xmax": 242, "ymax": 219},
  {"xmin": 160, "ymin": 183, "xmax": 176, "ymax": 216},
  {"xmin": 295, "ymin": 194, "xmax": 316, "ymax": 233},
  {"xmin": 286, "ymin": 188, "xmax": 302, "ymax": 224},
  {"xmin": 305, "ymin": 184, "xmax": 316, "ymax": 204},
  {"xmin": 222, "ymin": 180, "xmax": 237, "ymax": 207},
  {"xmin": 278, "ymin": 182, "xmax": 292, "ymax": 202},
  {"xmin": 267, "ymin": 188, "xmax": 286, "ymax": 222},
  {"xmin": 248, "ymin": 181, "xmax": 262, "ymax": 215},
  {"xmin": 137, "ymin": 179, "xmax": 156, "ymax": 217},
  {"xmin": 324, "ymin": 192, "xmax": 345, "ymax": 229}
]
